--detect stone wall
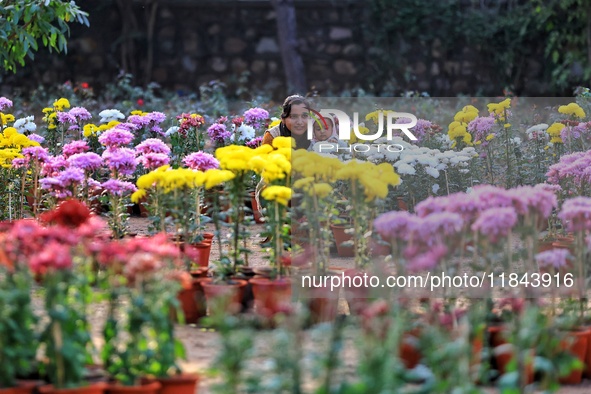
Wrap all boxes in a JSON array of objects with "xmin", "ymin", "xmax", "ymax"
[{"xmin": 0, "ymin": 0, "xmax": 549, "ymax": 99}]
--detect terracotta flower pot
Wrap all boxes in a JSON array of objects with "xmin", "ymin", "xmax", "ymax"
[
  {"xmin": 37, "ymin": 382, "xmax": 108, "ymax": 394},
  {"xmin": 305, "ymin": 284, "xmax": 339, "ymax": 324},
  {"xmin": 153, "ymin": 374, "xmax": 199, "ymax": 394},
  {"xmin": 488, "ymin": 325, "xmax": 534, "ymax": 383},
  {"xmin": 559, "ymin": 329, "xmax": 589, "ymax": 385},
  {"xmin": 400, "ymin": 330, "xmax": 422, "ymax": 369},
  {"xmin": 201, "ymin": 278, "xmax": 247, "ymax": 315},
  {"xmin": 177, "ymin": 277, "xmax": 208, "ymax": 324},
  {"xmin": 105, "ymin": 381, "xmax": 161, "ymax": 394},
  {"xmin": 397, "ymin": 197, "xmax": 408, "ymax": 211},
  {"xmin": 202, "ymin": 232, "xmax": 214, "ymax": 243},
  {"xmin": 185, "ymin": 242, "xmax": 212, "ymax": 268},
  {"xmin": 330, "ymin": 224, "xmax": 354, "ymax": 257},
  {"xmin": 0, "ymin": 381, "xmax": 37, "ymax": 394},
  {"xmin": 250, "ymin": 277, "xmax": 292, "ymax": 319},
  {"xmin": 342, "ymin": 268, "xmax": 370, "ymax": 315}
]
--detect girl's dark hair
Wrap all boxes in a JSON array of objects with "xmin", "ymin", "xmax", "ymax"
[{"xmin": 280, "ymin": 95, "xmax": 311, "ymax": 119}]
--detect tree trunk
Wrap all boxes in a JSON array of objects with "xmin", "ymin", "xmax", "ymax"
[{"xmin": 271, "ymin": 0, "xmax": 307, "ymax": 95}]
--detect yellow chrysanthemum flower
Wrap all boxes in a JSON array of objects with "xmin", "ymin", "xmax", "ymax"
[
  {"xmin": 550, "ymin": 136, "xmax": 563, "ymax": 144},
  {"xmin": 53, "ymin": 98, "xmax": 70, "ymax": 111},
  {"xmin": 261, "ymin": 185, "xmax": 292, "ymax": 206},
  {"xmin": 130, "ymin": 189, "xmax": 147, "ymax": 204},
  {"xmin": 268, "ymin": 118, "xmax": 281, "ymax": 128},
  {"xmin": 546, "ymin": 122, "xmax": 565, "ymax": 137},
  {"xmin": 272, "ymin": 136, "xmax": 294, "ymax": 150},
  {"xmin": 3, "ymin": 127, "xmax": 17, "ymax": 138},
  {"xmin": 83, "ymin": 124, "xmax": 99, "ymax": 138},
  {"xmin": 558, "ymin": 103, "xmax": 586, "ymax": 119},
  {"xmin": 485, "ymin": 134, "xmax": 495, "ymax": 141},
  {"xmin": 203, "ymin": 169, "xmax": 236, "ymax": 190},
  {"xmin": 216, "ymin": 145, "xmax": 257, "ymax": 172},
  {"xmin": 0, "ymin": 113, "xmax": 15, "ymax": 126}
]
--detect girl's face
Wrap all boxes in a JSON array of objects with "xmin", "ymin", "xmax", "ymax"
[
  {"xmin": 313, "ymin": 121, "xmax": 333, "ymax": 141},
  {"xmin": 284, "ymin": 103, "xmax": 309, "ymax": 136}
]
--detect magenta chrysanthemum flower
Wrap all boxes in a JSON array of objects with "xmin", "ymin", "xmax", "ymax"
[
  {"xmin": 102, "ymin": 147, "xmax": 137, "ymax": 176},
  {"xmin": 419, "ymin": 212, "xmax": 464, "ymax": 239},
  {"xmin": 243, "ymin": 107, "xmax": 269, "ymax": 129},
  {"xmin": 128, "ymin": 115, "xmax": 151, "ymax": 128},
  {"xmin": 98, "ymin": 127, "xmax": 134, "ymax": 148},
  {"xmin": 207, "ymin": 123, "xmax": 231, "ymax": 144},
  {"xmin": 471, "ymin": 207, "xmax": 518, "ymax": 243},
  {"xmin": 69, "ymin": 107, "xmax": 92, "ymax": 121},
  {"xmin": 22, "ymin": 146, "xmax": 49, "ymax": 163},
  {"xmin": 41, "ymin": 155, "xmax": 68, "ymax": 176},
  {"xmin": 0, "ymin": 97, "xmax": 13, "ymax": 111},
  {"xmin": 245, "ymin": 136, "xmax": 263, "ymax": 148},
  {"xmin": 177, "ymin": 113, "xmax": 206, "ymax": 136},
  {"xmin": 139, "ymin": 153, "xmax": 170, "ymax": 170},
  {"xmin": 11, "ymin": 158, "xmax": 27, "ymax": 168},
  {"xmin": 135, "ymin": 138, "xmax": 171, "ymax": 155},
  {"xmin": 67, "ymin": 152, "xmax": 103, "ymax": 171},
  {"xmin": 101, "ymin": 179, "xmax": 137, "ymax": 196},
  {"xmin": 535, "ymin": 249, "xmax": 571, "ymax": 269},
  {"xmin": 183, "ymin": 151, "xmax": 219, "ymax": 171},
  {"xmin": 62, "ymin": 140, "xmax": 90, "ymax": 158},
  {"xmin": 147, "ymin": 111, "xmax": 166, "ymax": 124}
]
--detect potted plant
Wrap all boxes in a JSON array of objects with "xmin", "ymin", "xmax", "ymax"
[
  {"xmin": 0, "ymin": 231, "xmax": 39, "ymax": 393},
  {"xmin": 6, "ymin": 202, "xmax": 109, "ymax": 393},
  {"xmin": 98, "ymin": 234, "xmax": 196, "ymax": 394}
]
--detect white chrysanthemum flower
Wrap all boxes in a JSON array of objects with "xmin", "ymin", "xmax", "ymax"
[
  {"xmin": 395, "ymin": 162, "xmax": 416, "ymax": 175},
  {"xmin": 233, "ymin": 124, "xmax": 255, "ymax": 141},
  {"xmin": 512, "ymin": 137, "xmax": 522, "ymax": 145},
  {"xmin": 416, "ymin": 154, "xmax": 438, "ymax": 167},
  {"xmin": 99, "ymin": 109, "xmax": 125, "ymax": 123},
  {"xmin": 432, "ymin": 184, "xmax": 440, "ymax": 194},
  {"xmin": 165, "ymin": 126, "xmax": 179, "ymax": 136},
  {"xmin": 436, "ymin": 163, "xmax": 447, "ymax": 170},
  {"xmin": 526, "ymin": 123, "xmax": 548, "ymax": 134},
  {"xmin": 425, "ymin": 166, "xmax": 440, "ymax": 178},
  {"xmin": 14, "ymin": 116, "xmax": 36, "ymax": 133}
]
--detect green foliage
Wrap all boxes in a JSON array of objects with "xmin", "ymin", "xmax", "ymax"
[
  {"xmin": 0, "ymin": 0, "xmax": 89, "ymax": 73},
  {"xmin": 364, "ymin": 0, "xmax": 591, "ymax": 94},
  {"xmin": 0, "ymin": 266, "xmax": 37, "ymax": 388}
]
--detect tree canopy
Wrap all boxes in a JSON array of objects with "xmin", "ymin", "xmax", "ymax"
[{"xmin": 0, "ymin": 0, "xmax": 89, "ymax": 73}]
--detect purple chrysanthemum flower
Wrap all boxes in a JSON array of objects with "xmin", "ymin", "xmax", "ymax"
[
  {"xmin": 102, "ymin": 147, "xmax": 137, "ymax": 176},
  {"xmin": 183, "ymin": 151, "xmax": 219, "ymax": 171},
  {"xmin": 113, "ymin": 122, "xmax": 139, "ymax": 132},
  {"xmin": 471, "ymin": 207, "xmax": 518, "ymax": 243},
  {"xmin": 243, "ymin": 107, "xmax": 269, "ymax": 129},
  {"xmin": 419, "ymin": 212, "xmax": 464, "ymax": 239},
  {"xmin": 98, "ymin": 127, "xmax": 134, "ymax": 148},
  {"xmin": 11, "ymin": 158, "xmax": 27, "ymax": 168},
  {"xmin": 535, "ymin": 249, "xmax": 571, "ymax": 269},
  {"xmin": 467, "ymin": 116, "xmax": 495, "ymax": 142},
  {"xmin": 67, "ymin": 152, "xmax": 103, "ymax": 172},
  {"xmin": 135, "ymin": 138, "xmax": 170, "ymax": 155},
  {"xmin": 62, "ymin": 140, "xmax": 90, "ymax": 158},
  {"xmin": 56, "ymin": 112, "xmax": 77, "ymax": 125},
  {"xmin": 146, "ymin": 111, "xmax": 166, "ymax": 124},
  {"xmin": 22, "ymin": 146, "xmax": 49, "ymax": 163},
  {"xmin": 0, "ymin": 97, "xmax": 13, "ymax": 111},
  {"xmin": 69, "ymin": 107, "xmax": 92, "ymax": 121},
  {"xmin": 407, "ymin": 244, "xmax": 448, "ymax": 273},
  {"xmin": 373, "ymin": 211, "xmax": 417, "ymax": 242},
  {"xmin": 139, "ymin": 153, "xmax": 170, "ymax": 170},
  {"xmin": 396, "ymin": 118, "xmax": 433, "ymax": 142},
  {"xmin": 558, "ymin": 197, "xmax": 591, "ymax": 232},
  {"xmin": 57, "ymin": 167, "xmax": 85, "ymax": 187},
  {"xmin": 101, "ymin": 179, "xmax": 137, "ymax": 197},
  {"xmin": 28, "ymin": 133, "xmax": 45, "ymax": 144},
  {"xmin": 207, "ymin": 123, "xmax": 231, "ymax": 144},
  {"xmin": 128, "ymin": 115, "xmax": 151, "ymax": 128}
]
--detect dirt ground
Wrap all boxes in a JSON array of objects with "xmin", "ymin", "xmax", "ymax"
[{"xmin": 33, "ymin": 217, "xmax": 591, "ymax": 393}]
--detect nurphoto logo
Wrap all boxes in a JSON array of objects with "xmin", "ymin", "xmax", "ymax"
[{"xmin": 307, "ymin": 108, "xmax": 419, "ymax": 153}]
